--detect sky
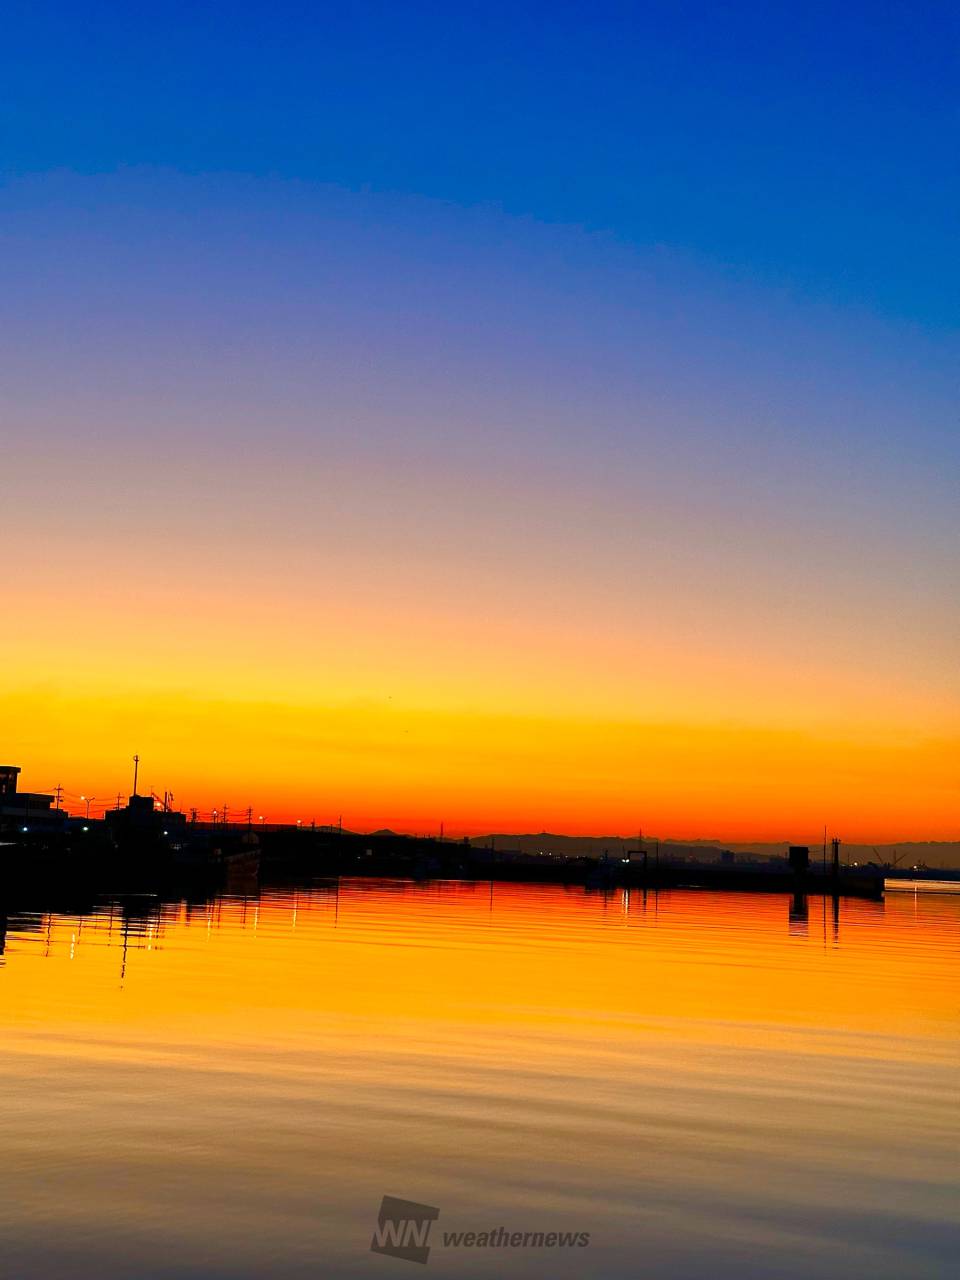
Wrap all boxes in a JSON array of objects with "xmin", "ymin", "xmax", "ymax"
[{"xmin": 2, "ymin": 1, "xmax": 957, "ymax": 839}]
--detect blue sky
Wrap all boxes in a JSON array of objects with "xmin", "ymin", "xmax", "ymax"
[{"xmin": 5, "ymin": 0, "xmax": 957, "ymax": 325}]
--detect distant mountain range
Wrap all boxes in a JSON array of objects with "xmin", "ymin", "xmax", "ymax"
[{"xmin": 461, "ymin": 833, "xmax": 960, "ymax": 870}]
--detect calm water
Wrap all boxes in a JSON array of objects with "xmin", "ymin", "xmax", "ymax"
[{"xmin": 0, "ymin": 879, "xmax": 956, "ymax": 1279}]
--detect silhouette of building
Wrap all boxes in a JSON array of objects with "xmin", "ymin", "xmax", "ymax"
[
  {"xmin": 0, "ymin": 765, "xmax": 67, "ymax": 833},
  {"xmin": 788, "ymin": 845, "xmax": 810, "ymax": 873},
  {"xmin": 104, "ymin": 791, "xmax": 187, "ymax": 847}
]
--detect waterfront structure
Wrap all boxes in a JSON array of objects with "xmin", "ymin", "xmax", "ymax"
[{"xmin": 0, "ymin": 765, "xmax": 68, "ymax": 834}]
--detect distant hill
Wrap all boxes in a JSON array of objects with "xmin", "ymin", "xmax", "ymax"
[
  {"xmin": 462, "ymin": 833, "xmax": 960, "ymax": 869},
  {"xmin": 463, "ymin": 832, "xmax": 731, "ymax": 861}
]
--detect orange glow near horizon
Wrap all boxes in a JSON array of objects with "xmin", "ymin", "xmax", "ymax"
[
  {"xmin": 3, "ymin": 676, "xmax": 957, "ymax": 842},
  {"xmin": 3, "ymin": 522, "xmax": 957, "ymax": 843},
  {"xmin": 4, "ymin": 530, "xmax": 958, "ymax": 843}
]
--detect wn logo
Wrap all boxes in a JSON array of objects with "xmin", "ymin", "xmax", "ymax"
[{"xmin": 370, "ymin": 1195, "xmax": 440, "ymax": 1265}]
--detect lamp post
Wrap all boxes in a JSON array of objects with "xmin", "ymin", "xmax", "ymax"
[{"xmin": 80, "ymin": 795, "xmax": 96, "ymax": 820}]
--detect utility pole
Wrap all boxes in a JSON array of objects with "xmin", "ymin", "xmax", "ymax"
[
  {"xmin": 115, "ymin": 791, "xmax": 122, "ymax": 810},
  {"xmin": 222, "ymin": 804, "xmax": 229, "ymax": 827},
  {"xmin": 246, "ymin": 806, "xmax": 253, "ymax": 831},
  {"xmin": 132, "ymin": 755, "xmax": 140, "ymax": 797},
  {"xmin": 54, "ymin": 783, "xmax": 63, "ymax": 810}
]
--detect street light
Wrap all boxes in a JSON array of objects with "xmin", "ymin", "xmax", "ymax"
[{"xmin": 80, "ymin": 795, "xmax": 96, "ymax": 820}]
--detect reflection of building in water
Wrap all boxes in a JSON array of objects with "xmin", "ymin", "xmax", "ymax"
[
  {"xmin": 0, "ymin": 765, "xmax": 67, "ymax": 834},
  {"xmin": 789, "ymin": 892, "xmax": 809, "ymax": 935}
]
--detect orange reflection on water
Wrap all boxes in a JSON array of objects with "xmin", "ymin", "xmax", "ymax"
[{"xmin": 0, "ymin": 882, "xmax": 957, "ymax": 1280}]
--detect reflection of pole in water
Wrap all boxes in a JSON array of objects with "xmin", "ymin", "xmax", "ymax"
[{"xmin": 119, "ymin": 912, "xmax": 130, "ymax": 983}]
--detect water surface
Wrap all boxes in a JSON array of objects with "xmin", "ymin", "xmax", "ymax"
[{"xmin": 1, "ymin": 879, "xmax": 956, "ymax": 1278}]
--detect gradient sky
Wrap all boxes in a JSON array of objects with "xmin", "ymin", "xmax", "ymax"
[{"xmin": 2, "ymin": 2, "xmax": 957, "ymax": 839}]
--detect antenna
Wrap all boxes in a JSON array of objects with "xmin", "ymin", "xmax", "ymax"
[{"xmin": 132, "ymin": 754, "xmax": 140, "ymax": 797}]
